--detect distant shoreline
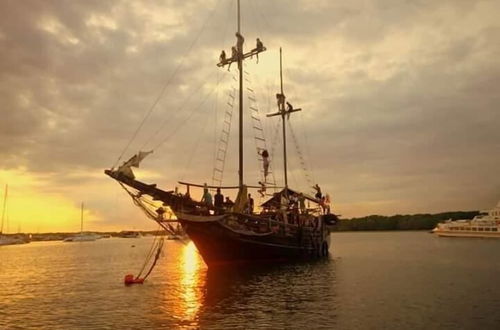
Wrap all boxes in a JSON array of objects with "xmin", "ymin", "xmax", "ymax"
[
  {"xmin": 332, "ymin": 210, "xmax": 479, "ymax": 232},
  {"xmin": 4, "ymin": 210, "xmax": 480, "ymax": 238}
]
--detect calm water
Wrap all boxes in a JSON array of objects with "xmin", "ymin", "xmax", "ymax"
[{"xmin": 1, "ymin": 232, "xmax": 500, "ymax": 329}]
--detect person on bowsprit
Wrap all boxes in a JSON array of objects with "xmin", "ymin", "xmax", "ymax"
[
  {"xmin": 276, "ymin": 93, "xmax": 285, "ymax": 111},
  {"xmin": 219, "ymin": 50, "xmax": 226, "ymax": 64},
  {"xmin": 228, "ymin": 46, "xmax": 238, "ymax": 71},
  {"xmin": 259, "ymin": 149, "xmax": 270, "ymax": 179}
]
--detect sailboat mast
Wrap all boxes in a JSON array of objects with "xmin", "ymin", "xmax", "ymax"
[
  {"xmin": 80, "ymin": 202, "xmax": 84, "ymax": 233},
  {"xmin": 280, "ymin": 48, "xmax": 288, "ymax": 188},
  {"xmin": 237, "ymin": 0, "xmax": 244, "ymax": 187},
  {"xmin": 1, "ymin": 184, "xmax": 7, "ymax": 234}
]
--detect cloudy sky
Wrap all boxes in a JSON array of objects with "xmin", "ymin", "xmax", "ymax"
[{"xmin": 0, "ymin": 0, "xmax": 499, "ymax": 232}]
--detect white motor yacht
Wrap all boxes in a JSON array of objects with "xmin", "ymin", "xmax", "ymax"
[{"xmin": 433, "ymin": 200, "xmax": 500, "ymax": 238}]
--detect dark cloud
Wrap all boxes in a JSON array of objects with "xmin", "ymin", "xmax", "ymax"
[{"xmin": 0, "ymin": 0, "xmax": 499, "ymax": 229}]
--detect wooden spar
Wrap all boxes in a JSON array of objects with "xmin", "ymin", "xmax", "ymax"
[{"xmin": 178, "ymin": 181, "xmax": 282, "ymax": 190}]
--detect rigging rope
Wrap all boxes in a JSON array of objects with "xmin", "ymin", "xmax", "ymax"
[
  {"xmin": 152, "ymin": 80, "xmax": 223, "ymax": 152},
  {"xmin": 113, "ymin": 0, "xmax": 224, "ymax": 169},
  {"xmin": 287, "ymin": 120, "xmax": 314, "ymax": 190},
  {"xmin": 136, "ymin": 226, "xmax": 165, "ymax": 281},
  {"xmin": 139, "ymin": 70, "xmax": 222, "ymax": 151}
]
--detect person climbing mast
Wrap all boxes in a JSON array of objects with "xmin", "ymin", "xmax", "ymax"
[{"xmin": 259, "ymin": 149, "xmax": 270, "ymax": 180}]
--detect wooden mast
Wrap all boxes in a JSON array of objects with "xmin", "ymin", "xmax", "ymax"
[
  {"xmin": 237, "ymin": 0, "xmax": 244, "ymax": 188},
  {"xmin": 267, "ymin": 49, "xmax": 302, "ymax": 190},
  {"xmin": 80, "ymin": 202, "xmax": 84, "ymax": 233},
  {"xmin": 279, "ymin": 48, "xmax": 288, "ymax": 188},
  {"xmin": 1, "ymin": 184, "xmax": 7, "ymax": 234},
  {"xmin": 216, "ymin": 0, "xmax": 266, "ymax": 188}
]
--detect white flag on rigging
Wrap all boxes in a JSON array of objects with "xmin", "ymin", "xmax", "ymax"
[
  {"xmin": 117, "ymin": 150, "xmax": 153, "ymax": 179},
  {"xmin": 124, "ymin": 150, "xmax": 153, "ymax": 168}
]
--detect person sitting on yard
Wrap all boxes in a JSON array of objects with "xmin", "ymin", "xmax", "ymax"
[
  {"xmin": 252, "ymin": 38, "xmax": 264, "ymax": 63},
  {"xmin": 228, "ymin": 46, "xmax": 238, "ymax": 71},
  {"xmin": 219, "ymin": 50, "xmax": 226, "ymax": 64}
]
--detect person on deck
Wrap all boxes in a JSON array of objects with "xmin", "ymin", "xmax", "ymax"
[
  {"xmin": 247, "ymin": 193, "xmax": 254, "ymax": 214},
  {"xmin": 298, "ymin": 193, "xmax": 306, "ymax": 214},
  {"xmin": 214, "ymin": 188, "xmax": 224, "ymax": 214},
  {"xmin": 259, "ymin": 149, "xmax": 270, "ymax": 179},
  {"xmin": 224, "ymin": 196, "xmax": 233, "ymax": 205},
  {"xmin": 320, "ymin": 196, "xmax": 327, "ymax": 215},
  {"xmin": 219, "ymin": 50, "xmax": 226, "ymax": 64},
  {"xmin": 201, "ymin": 186, "xmax": 213, "ymax": 207},
  {"xmin": 325, "ymin": 193, "xmax": 331, "ymax": 214}
]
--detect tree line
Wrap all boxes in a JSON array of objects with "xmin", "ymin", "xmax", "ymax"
[{"xmin": 331, "ymin": 211, "xmax": 479, "ymax": 231}]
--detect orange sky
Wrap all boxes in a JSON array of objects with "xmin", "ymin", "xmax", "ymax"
[{"xmin": 1, "ymin": 0, "xmax": 499, "ymax": 232}]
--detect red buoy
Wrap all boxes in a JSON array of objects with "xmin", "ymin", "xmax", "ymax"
[{"xmin": 124, "ymin": 274, "xmax": 145, "ymax": 285}]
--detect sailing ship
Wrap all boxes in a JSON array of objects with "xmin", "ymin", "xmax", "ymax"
[
  {"xmin": 105, "ymin": 1, "xmax": 338, "ymax": 267},
  {"xmin": 0, "ymin": 184, "xmax": 30, "ymax": 246},
  {"xmin": 63, "ymin": 203, "xmax": 100, "ymax": 242},
  {"xmin": 433, "ymin": 201, "xmax": 500, "ymax": 238}
]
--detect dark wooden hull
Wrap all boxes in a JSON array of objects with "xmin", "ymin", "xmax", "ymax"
[{"xmin": 179, "ymin": 218, "xmax": 330, "ymax": 267}]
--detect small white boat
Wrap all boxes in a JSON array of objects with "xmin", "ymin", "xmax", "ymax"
[
  {"xmin": 0, "ymin": 235, "xmax": 30, "ymax": 246},
  {"xmin": 118, "ymin": 231, "xmax": 142, "ymax": 238},
  {"xmin": 0, "ymin": 185, "xmax": 30, "ymax": 246},
  {"xmin": 63, "ymin": 232, "xmax": 101, "ymax": 242},
  {"xmin": 63, "ymin": 202, "xmax": 99, "ymax": 242},
  {"xmin": 433, "ymin": 200, "xmax": 500, "ymax": 238}
]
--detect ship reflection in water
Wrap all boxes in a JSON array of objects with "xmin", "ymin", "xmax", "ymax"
[{"xmin": 178, "ymin": 241, "xmax": 205, "ymax": 322}]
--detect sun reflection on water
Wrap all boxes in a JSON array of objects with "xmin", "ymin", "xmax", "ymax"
[{"xmin": 179, "ymin": 241, "xmax": 205, "ymax": 322}]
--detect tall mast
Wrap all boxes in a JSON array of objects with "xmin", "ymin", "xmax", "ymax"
[
  {"xmin": 280, "ymin": 48, "xmax": 288, "ymax": 188},
  {"xmin": 1, "ymin": 184, "xmax": 7, "ymax": 234},
  {"xmin": 237, "ymin": 0, "xmax": 244, "ymax": 187},
  {"xmin": 266, "ymin": 49, "xmax": 302, "ymax": 190},
  {"xmin": 80, "ymin": 202, "xmax": 84, "ymax": 233},
  {"xmin": 216, "ymin": 0, "xmax": 266, "ymax": 187}
]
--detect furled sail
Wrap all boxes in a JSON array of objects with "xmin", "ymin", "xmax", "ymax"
[{"xmin": 117, "ymin": 150, "xmax": 153, "ymax": 179}]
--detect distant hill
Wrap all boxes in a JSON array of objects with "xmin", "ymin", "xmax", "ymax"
[{"xmin": 332, "ymin": 211, "xmax": 480, "ymax": 231}]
